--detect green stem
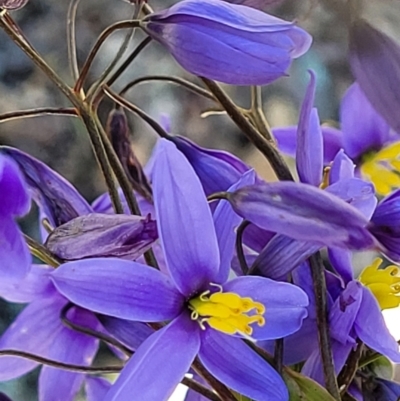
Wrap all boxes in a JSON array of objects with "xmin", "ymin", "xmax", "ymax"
[{"xmin": 67, "ymin": 0, "xmax": 81, "ymax": 81}]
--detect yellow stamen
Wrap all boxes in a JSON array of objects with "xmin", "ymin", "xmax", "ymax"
[
  {"xmin": 188, "ymin": 287, "xmax": 265, "ymax": 337},
  {"xmin": 319, "ymin": 166, "xmax": 331, "ymax": 190},
  {"xmin": 358, "ymin": 258, "xmax": 400, "ymax": 310},
  {"xmin": 360, "ymin": 142, "xmax": 400, "ymax": 196}
]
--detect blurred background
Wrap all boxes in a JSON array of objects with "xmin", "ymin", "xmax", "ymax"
[{"xmin": 1, "ymin": 0, "xmax": 400, "ymax": 399}]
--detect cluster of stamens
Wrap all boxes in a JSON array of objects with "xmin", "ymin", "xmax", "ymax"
[
  {"xmin": 359, "ymin": 258, "xmax": 400, "ymax": 310},
  {"xmin": 188, "ymin": 285, "xmax": 265, "ymax": 338},
  {"xmin": 361, "ymin": 142, "xmax": 400, "ymax": 196}
]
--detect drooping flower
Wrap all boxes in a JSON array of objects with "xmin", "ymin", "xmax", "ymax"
[
  {"xmin": 50, "ymin": 139, "xmax": 309, "ymax": 401},
  {"xmin": 0, "ymin": 153, "xmax": 31, "ymax": 281},
  {"xmin": 349, "ymin": 19, "xmax": 400, "ymax": 134},
  {"xmin": 2, "ymin": 147, "xmax": 157, "ymax": 260},
  {"xmin": 141, "ymin": 0, "xmax": 312, "ymax": 85}
]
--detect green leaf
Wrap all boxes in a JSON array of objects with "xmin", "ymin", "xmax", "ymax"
[
  {"xmin": 282, "ymin": 367, "xmax": 338, "ymax": 401},
  {"xmin": 369, "ymin": 355, "xmax": 393, "ymax": 380}
]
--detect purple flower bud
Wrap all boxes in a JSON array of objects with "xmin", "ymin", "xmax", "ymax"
[
  {"xmin": 142, "ymin": 0, "xmax": 312, "ymax": 85},
  {"xmin": 349, "ymin": 19, "xmax": 400, "ymax": 132},
  {"xmin": 0, "ymin": 0, "xmax": 28, "ymax": 9},
  {"xmin": 46, "ymin": 213, "xmax": 158, "ymax": 261}
]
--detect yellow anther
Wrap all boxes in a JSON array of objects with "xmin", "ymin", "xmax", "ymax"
[
  {"xmin": 319, "ymin": 166, "xmax": 331, "ymax": 190},
  {"xmin": 188, "ymin": 288, "xmax": 266, "ymax": 337},
  {"xmin": 360, "ymin": 141, "xmax": 400, "ymax": 196},
  {"xmin": 359, "ymin": 258, "xmax": 400, "ymax": 310}
]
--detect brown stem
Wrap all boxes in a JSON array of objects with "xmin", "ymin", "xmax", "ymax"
[
  {"xmin": 201, "ymin": 78, "xmax": 293, "ymax": 181},
  {"xmin": 192, "ymin": 358, "xmax": 237, "ymax": 401},
  {"xmin": 74, "ymin": 20, "xmax": 141, "ymax": 92},
  {"xmin": 120, "ymin": 75, "xmax": 215, "ymax": 101},
  {"xmin": 92, "ymin": 36, "xmax": 152, "ymax": 107},
  {"xmin": 60, "ymin": 303, "xmax": 132, "ymax": 357},
  {"xmin": 309, "ymin": 253, "xmax": 341, "ymax": 401},
  {"xmin": 0, "ymin": 107, "xmax": 77, "ymax": 123},
  {"xmin": 103, "ymin": 85, "xmax": 170, "ymax": 139},
  {"xmin": 338, "ymin": 340, "xmax": 364, "ymax": 397},
  {"xmin": 236, "ymin": 220, "xmax": 250, "ymax": 275},
  {"xmin": 67, "ymin": 0, "xmax": 82, "ymax": 81},
  {"xmin": 0, "ymin": 350, "xmax": 122, "ymax": 373}
]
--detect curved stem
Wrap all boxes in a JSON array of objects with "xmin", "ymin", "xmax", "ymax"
[
  {"xmin": 74, "ymin": 20, "xmax": 141, "ymax": 93},
  {"xmin": 120, "ymin": 75, "xmax": 215, "ymax": 101},
  {"xmin": 201, "ymin": 78, "xmax": 293, "ymax": 181},
  {"xmin": 92, "ymin": 36, "xmax": 152, "ymax": 107},
  {"xmin": 103, "ymin": 85, "xmax": 170, "ymax": 139},
  {"xmin": 67, "ymin": 0, "xmax": 81, "ymax": 81},
  {"xmin": 249, "ymin": 85, "xmax": 274, "ymax": 142},
  {"xmin": 92, "ymin": 112, "xmax": 159, "ymax": 269},
  {"xmin": 60, "ymin": 303, "xmax": 132, "ymax": 357},
  {"xmin": 24, "ymin": 234, "xmax": 61, "ymax": 267},
  {"xmin": 86, "ymin": 7, "xmax": 140, "ymax": 99},
  {"xmin": 0, "ymin": 350, "xmax": 122, "ymax": 373},
  {"xmin": 0, "ymin": 107, "xmax": 77, "ymax": 123},
  {"xmin": 236, "ymin": 220, "xmax": 250, "ymax": 275}
]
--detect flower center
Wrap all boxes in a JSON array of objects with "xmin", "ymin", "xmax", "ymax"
[
  {"xmin": 188, "ymin": 285, "xmax": 265, "ymax": 337},
  {"xmin": 358, "ymin": 258, "xmax": 400, "ymax": 310},
  {"xmin": 360, "ymin": 141, "xmax": 400, "ymax": 196}
]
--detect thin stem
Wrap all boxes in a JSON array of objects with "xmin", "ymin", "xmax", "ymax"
[
  {"xmin": 61, "ymin": 303, "xmax": 132, "ymax": 357},
  {"xmin": 103, "ymin": 85, "xmax": 170, "ymax": 139},
  {"xmin": 0, "ymin": 350, "xmax": 122, "ymax": 373},
  {"xmin": 80, "ymin": 111, "xmax": 124, "ymax": 214},
  {"xmin": 338, "ymin": 340, "xmax": 363, "ymax": 397},
  {"xmin": 181, "ymin": 378, "xmax": 221, "ymax": 401},
  {"xmin": 92, "ymin": 36, "xmax": 152, "ymax": 107},
  {"xmin": 74, "ymin": 20, "xmax": 141, "ymax": 93},
  {"xmin": 24, "ymin": 234, "xmax": 61, "ymax": 267},
  {"xmin": 0, "ymin": 13, "xmax": 127, "ymax": 216},
  {"xmin": 274, "ymin": 339, "xmax": 284, "ymax": 374},
  {"xmin": 207, "ymin": 192, "xmax": 229, "ymax": 202},
  {"xmin": 249, "ymin": 85, "xmax": 274, "ymax": 142},
  {"xmin": 92, "ymin": 113, "xmax": 159, "ymax": 269},
  {"xmin": 86, "ymin": 5, "xmax": 141, "ymax": 99},
  {"xmin": 201, "ymin": 78, "xmax": 293, "ymax": 181},
  {"xmin": 67, "ymin": 0, "xmax": 81, "ymax": 81},
  {"xmin": 0, "ymin": 107, "xmax": 77, "ymax": 123},
  {"xmin": 120, "ymin": 75, "xmax": 215, "ymax": 101},
  {"xmin": 309, "ymin": 253, "xmax": 341, "ymax": 401},
  {"xmin": 0, "ymin": 15, "xmax": 77, "ymax": 104},
  {"xmin": 236, "ymin": 220, "xmax": 250, "ymax": 275},
  {"xmin": 192, "ymin": 359, "xmax": 237, "ymax": 401}
]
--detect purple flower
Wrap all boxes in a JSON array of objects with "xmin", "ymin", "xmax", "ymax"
[
  {"xmin": 141, "ymin": 0, "xmax": 312, "ymax": 85},
  {"xmin": 370, "ymin": 189, "xmax": 400, "ymax": 262},
  {"xmin": 302, "ymin": 251, "xmax": 400, "ymax": 385},
  {"xmin": 50, "ymin": 139, "xmax": 309, "ymax": 401},
  {"xmin": 349, "ymin": 19, "xmax": 400, "ymax": 134},
  {"xmin": 0, "ymin": 265, "xmax": 100, "ymax": 401},
  {"xmin": 273, "ymin": 79, "xmax": 400, "ymax": 196},
  {"xmin": 0, "ymin": 153, "xmax": 31, "ymax": 281}
]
